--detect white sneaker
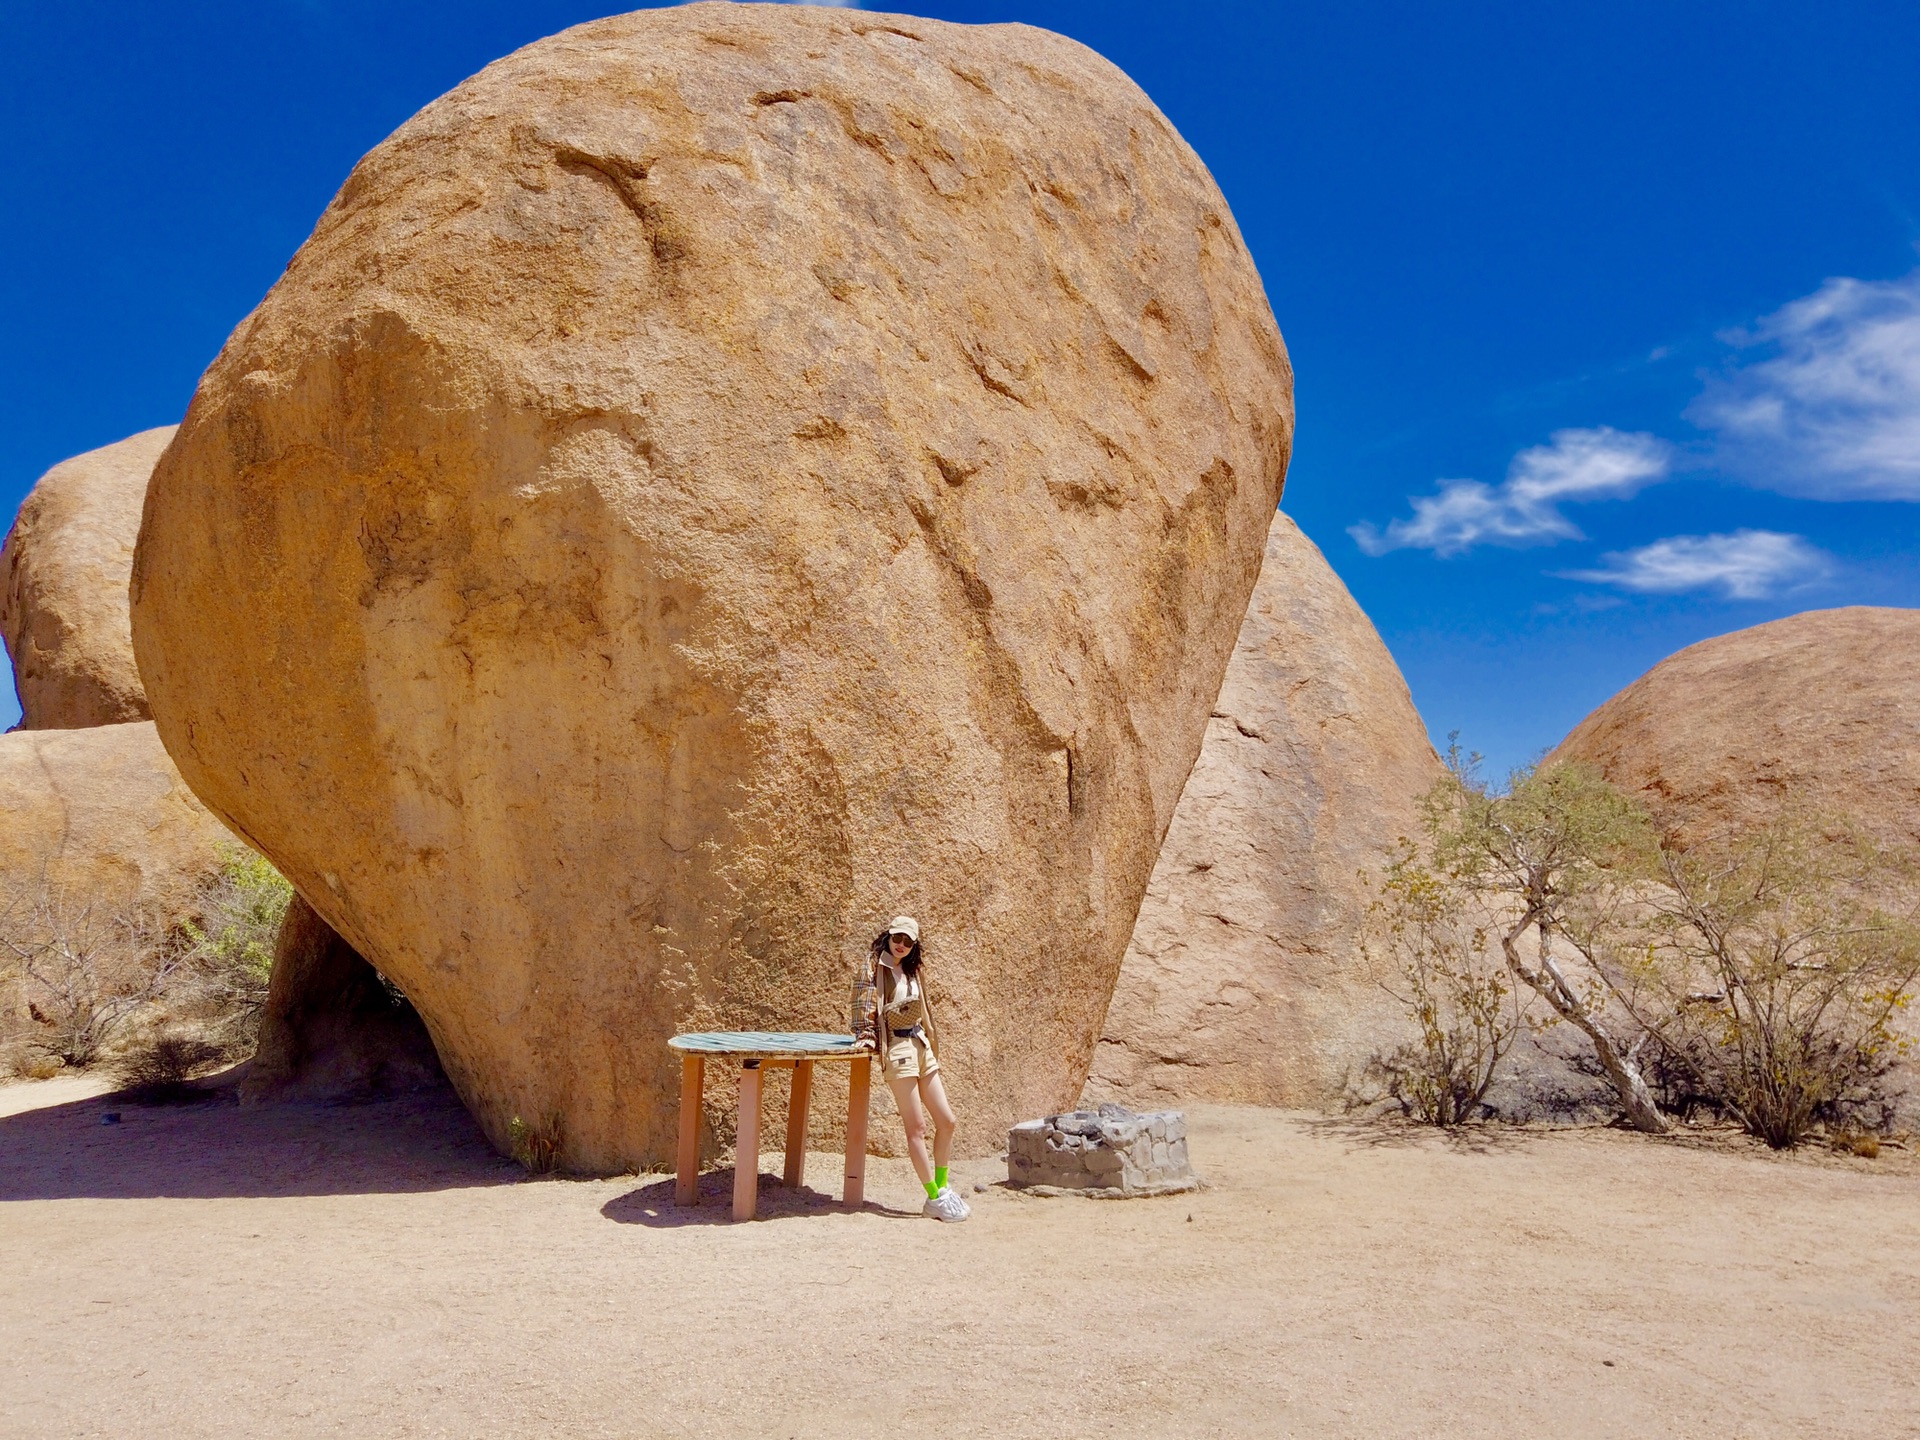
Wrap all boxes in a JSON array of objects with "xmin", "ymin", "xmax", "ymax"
[{"xmin": 923, "ymin": 1186, "xmax": 970, "ymax": 1222}]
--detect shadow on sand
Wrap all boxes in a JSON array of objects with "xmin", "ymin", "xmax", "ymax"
[
  {"xmin": 0, "ymin": 1075, "xmax": 517, "ymax": 1202},
  {"xmin": 600, "ymin": 1169, "xmax": 923, "ymax": 1227},
  {"xmin": 1299, "ymin": 1112, "xmax": 1553, "ymax": 1155}
]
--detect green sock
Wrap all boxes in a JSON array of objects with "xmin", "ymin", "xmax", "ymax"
[
  {"xmin": 924, "ymin": 1179, "xmax": 940, "ymax": 1198},
  {"xmin": 935, "ymin": 1165, "xmax": 949, "ymax": 1191}
]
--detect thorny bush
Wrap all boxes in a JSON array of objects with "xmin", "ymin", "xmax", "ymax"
[
  {"xmin": 1362, "ymin": 841, "xmax": 1522, "ymax": 1126},
  {"xmin": 1606, "ymin": 820, "xmax": 1920, "ymax": 1149},
  {"xmin": 1398, "ymin": 742, "xmax": 1920, "ymax": 1149},
  {"xmin": 1, "ymin": 845, "xmax": 294, "ymax": 1076},
  {"xmin": 0, "ymin": 878, "xmax": 179, "ymax": 1069}
]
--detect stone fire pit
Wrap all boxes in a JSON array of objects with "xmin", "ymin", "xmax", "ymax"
[{"xmin": 1006, "ymin": 1103, "xmax": 1200, "ymax": 1197}]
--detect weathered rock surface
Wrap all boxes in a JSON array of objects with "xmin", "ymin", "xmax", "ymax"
[
  {"xmin": 1549, "ymin": 606, "xmax": 1920, "ymax": 850},
  {"xmin": 1088, "ymin": 514, "xmax": 1440, "ymax": 1109},
  {"xmin": 241, "ymin": 896, "xmax": 446, "ymax": 1103},
  {"xmin": 2, "ymin": 428, "xmax": 171, "ymax": 730},
  {"xmin": 1007, "ymin": 1102, "xmax": 1197, "ymax": 1196},
  {"xmin": 130, "ymin": 5, "xmax": 1292, "ymax": 1171},
  {"xmin": 0, "ymin": 722, "xmax": 231, "ymax": 917}
]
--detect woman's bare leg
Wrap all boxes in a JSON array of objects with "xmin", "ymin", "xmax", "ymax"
[
  {"xmin": 886, "ymin": 1073, "xmax": 934, "ymax": 1186},
  {"xmin": 918, "ymin": 1072, "xmax": 958, "ymax": 1172}
]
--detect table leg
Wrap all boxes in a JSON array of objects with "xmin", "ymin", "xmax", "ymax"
[
  {"xmin": 844, "ymin": 1054, "xmax": 871, "ymax": 1209},
  {"xmin": 733, "ymin": 1060, "xmax": 763, "ymax": 1221},
  {"xmin": 675, "ymin": 1054, "xmax": 704, "ymax": 1206},
  {"xmin": 783, "ymin": 1059, "xmax": 813, "ymax": 1188}
]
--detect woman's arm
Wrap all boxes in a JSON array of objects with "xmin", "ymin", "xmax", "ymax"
[{"xmin": 854, "ymin": 955, "xmax": 881, "ymax": 1048}]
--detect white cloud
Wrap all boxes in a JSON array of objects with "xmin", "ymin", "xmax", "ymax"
[
  {"xmin": 1561, "ymin": 529, "xmax": 1830, "ymax": 600},
  {"xmin": 1350, "ymin": 427, "xmax": 1672, "ymax": 557},
  {"xmin": 1691, "ymin": 270, "xmax": 1920, "ymax": 500}
]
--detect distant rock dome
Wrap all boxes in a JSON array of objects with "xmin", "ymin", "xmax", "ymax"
[{"xmin": 1548, "ymin": 606, "xmax": 1920, "ymax": 849}]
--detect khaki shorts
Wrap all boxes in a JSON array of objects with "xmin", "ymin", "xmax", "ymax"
[{"xmin": 882, "ymin": 1030, "xmax": 940, "ymax": 1082}]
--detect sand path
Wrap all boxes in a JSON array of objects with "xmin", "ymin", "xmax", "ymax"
[{"xmin": 2, "ymin": 1076, "xmax": 1915, "ymax": 1437}]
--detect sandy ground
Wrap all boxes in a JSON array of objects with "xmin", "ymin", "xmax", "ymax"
[{"xmin": 2, "ymin": 1075, "xmax": 1916, "ymax": 1439}]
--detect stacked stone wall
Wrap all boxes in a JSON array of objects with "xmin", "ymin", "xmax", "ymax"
[{"xmin": 1007, "ymin": 1104, "xmax": 1199, "ymax": 1197}]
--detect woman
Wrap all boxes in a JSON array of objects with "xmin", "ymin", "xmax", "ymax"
[{"xmin": 859, "ymin": 915, "xmax": 970, "ymax": 1222}]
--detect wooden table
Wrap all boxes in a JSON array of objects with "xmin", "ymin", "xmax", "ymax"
[{"xmin": 667, "ymin": 1031, "xmax": 873, "ymax": 1221}]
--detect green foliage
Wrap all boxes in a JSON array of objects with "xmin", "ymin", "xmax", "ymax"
[
  {"xmin": 182, "ymin": 845, "xmax": 293, "ymax": 993},
  {"xmin": 1613, "ymin": 820, "xmax": 1920, "ymax": 1149},
  {"xmin": 509, "ymin": 1114, "xmax": 564, "ymax": 1174},
  {"xmin": 1417, "ymin": 739, "xmax": 1671, "ymax": 1134},
  {"xmin": 1404, "ymin": 738, "xmax": 1920, "ymax": 1149},
  {"xmin": 1423, "ymin": 740, "xmax": 1658, "ymax": 918},
  {"xmin": 1362, "ymin": 840, "xmax": 1519, "ymax": 1126}
]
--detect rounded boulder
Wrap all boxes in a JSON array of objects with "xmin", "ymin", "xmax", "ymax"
[
  {"xmin": 1549, "ymin": 606, "xmax": 1920, "ymax": 849},
  {"xmin": 0, "ymin": 722, "xmax": 231, "ymax": 916},
  {"xmin": 130, "ymin": 4, "xmax": 1293, "ymax": 1170},
  {"xmin": 2, "ymin": 428, "xmax": 172, "ymax": 729},
  {"xmin": 1089, "ymin": 514, "xmax": 1441, "ymax": 1108}
]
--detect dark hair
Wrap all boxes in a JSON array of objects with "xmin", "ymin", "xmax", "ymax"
[{"xmin": 871, "ymin": 927, "xmax": 923, "ymax": 978}]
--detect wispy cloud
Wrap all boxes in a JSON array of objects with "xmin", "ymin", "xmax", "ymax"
[
  {"xmin": 1691, "ymin": 270, "xmax": 1920, "ymax": 500},
  {"xmin": 1561, "ymin": 529, "xmax": 1830, "ymax": 600},
  {"xmin": 1350, "ymin": 427, "xmax": 1672, "ymax": 557}
]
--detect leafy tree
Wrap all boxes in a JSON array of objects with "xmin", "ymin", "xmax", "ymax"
[
  {"xmin": 1421, "ymin": 743, "xmax": 1670, "ymax": 1133},
  {"xmin": 1607, "ymin": 820, "xmax": 1920, "ymax": 1148}
]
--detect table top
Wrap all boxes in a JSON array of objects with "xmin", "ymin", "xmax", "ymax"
[{"xmin": 668, "ymin": 1031, "xmax": 869, "ymax": 1061}]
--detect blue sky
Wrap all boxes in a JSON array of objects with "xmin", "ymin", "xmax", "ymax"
[{"xmin": 3, "ymin": 1, "xmax": 1917, "ymax": 774}]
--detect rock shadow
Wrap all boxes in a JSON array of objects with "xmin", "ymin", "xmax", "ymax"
[
  {"xmin": 1300, "ymin": 1113, "xmax": 1542, "ymax": 1155},
  {"xmin": 0, "ymin": 1075, "xmax": 518, "ymax": 1201},
  {"xmin": 600, "ymin": 1168, "xmax": 922, "ymax": 1226}
]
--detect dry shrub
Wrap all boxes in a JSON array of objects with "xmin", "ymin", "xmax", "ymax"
[
  {"xmin": 0, "ymin": 877, "xmax": 178, "ymax": 1068},
  {"xmin": 112, "ymin": 1030, "xmax": 225, "ymax": 1101},
  {"xmin": 0, "ymin": 845, "xmax": 294, "ymax": 1076},
  {"xmin": 1362, "ymin": 842, "xmax": 1522, "ymax": 1126},
  {"xmin": 1833, "ymin": 1129, "xmax": 1882, "ymax": 1159},
  {"xmin": 1406, "ymin": 743, "xmax": 1920, "ymax": 1149},
  {"xmin": 16, "ymin": 1053, "xmax": 65, "ymax": 1081},
  {"xmin": 1610, "ymin": 821, "xmax": 1920, "ymax": 1150}
]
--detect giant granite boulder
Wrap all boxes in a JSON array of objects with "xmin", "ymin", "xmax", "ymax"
[
  {"xmin": 0, "ymin": 722, "xmax": 230, "ymax": 915},
  {"xmin": 1088, "ymin": 514, "xmax": 1440, "ymax": 1108},
  {"xmin": 1, "ymin": 428, "xmax": 172, "ymax": 730},
  {"xmin": 130, "ymin": 4, "xmax": 1293, "ymax": 1171},
  {"xmin": 1549, "ymin": 607, "xmax": 1920, "ymax": 850}
]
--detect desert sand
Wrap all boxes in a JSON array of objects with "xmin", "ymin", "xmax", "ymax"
[{"xmin": 3, "ymin": 1076, "xmax": 1915, "ymax": 1438}]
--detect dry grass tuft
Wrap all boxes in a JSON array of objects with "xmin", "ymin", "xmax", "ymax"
[
  {"xmin": 1833, "ymin": 1129, "xmax": 1882, "ymax": 1159},
  {"xmin": 17, "ymin": 1053, "xmax": 65, "ymax": 1081},
  {"xmin": 508, "ymin": 1114, "xmax": 565, "ymax": 1174}
]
